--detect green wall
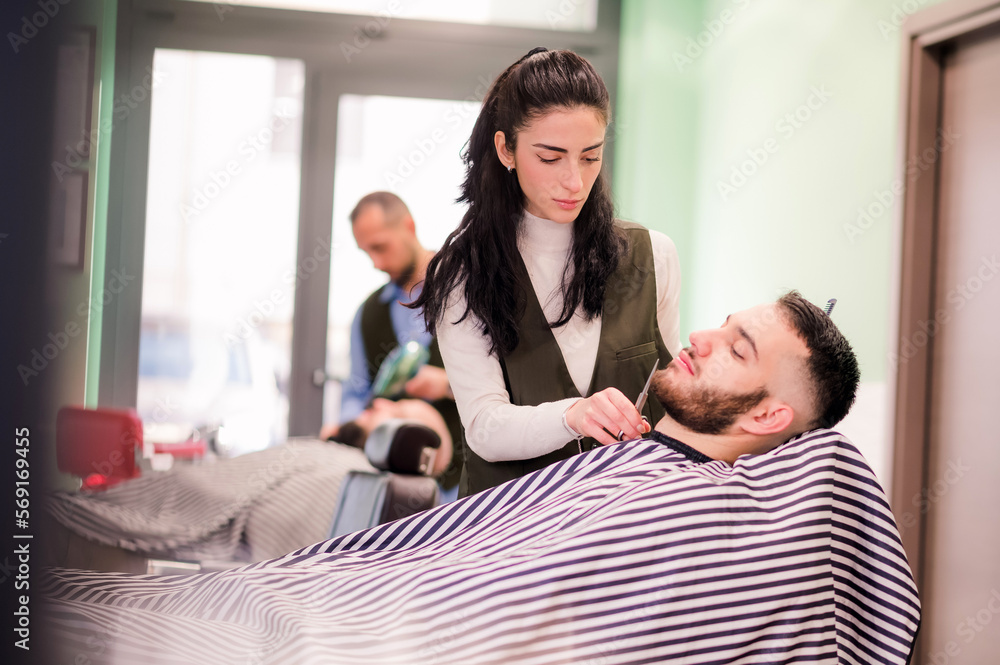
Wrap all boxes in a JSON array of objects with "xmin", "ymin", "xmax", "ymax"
[
  {"xmin": 615, "ymin": 0, "xmax": 944, "ymax": 383},
  {"xmin": 614, "ymin": 0, "xmax": 702, "ymax": 342},
  {"xmin": 614, "ymin": 0, "xmax": 946, "ymax": 482}
]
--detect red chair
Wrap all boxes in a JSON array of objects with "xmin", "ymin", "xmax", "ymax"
[{"xmin": 56, "ymin": 406, "xmax": 143, "ymax": 491}]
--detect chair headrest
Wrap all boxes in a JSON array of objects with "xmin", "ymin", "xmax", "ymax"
[{"xmin": 364, "ymin": 418, "xmax": 441, "ymax": 476}]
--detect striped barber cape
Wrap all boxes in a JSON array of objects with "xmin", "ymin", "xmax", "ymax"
[
  {"xmin": 42, "ymin": 429, "xmax": 920, "ymax": 665},
  {"xmin": 45, "ymin": 439, "xmax": 375, "ymax": 562}
]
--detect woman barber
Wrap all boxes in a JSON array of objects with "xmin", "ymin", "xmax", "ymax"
[{"xmin": 412, "ymin": 48, "xmax": 681, "ymax": 497}]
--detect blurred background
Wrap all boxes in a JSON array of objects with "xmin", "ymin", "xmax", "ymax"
[{"xmin": 33, "ymin": 0, "xmax": 924, "ymax": 471}]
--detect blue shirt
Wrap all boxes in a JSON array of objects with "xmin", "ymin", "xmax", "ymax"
[{"xmin": 340, "ymin": 283, "xmax": 432, "ymax": 423}]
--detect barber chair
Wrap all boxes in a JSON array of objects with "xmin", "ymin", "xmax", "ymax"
[
  {"xmin": 47, "ymin": 411, "xmax": 440, "ymax": 574},
  {"xmin": 328, "ymin": 419, "xmax": 441, "ymax": 538},
  {"xmin": 161, "ymin": 419, "xmax": 440, "ymax": 573},
  {"xmin": 45, "ymin": 407, "xmax": 147, "ymax": 571}
]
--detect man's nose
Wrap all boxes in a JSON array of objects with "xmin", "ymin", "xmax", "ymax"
[{"xmin": 688, "ymin": 330, "xmax": 712, "ymax": 356}]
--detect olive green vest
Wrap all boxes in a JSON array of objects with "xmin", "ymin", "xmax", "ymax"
[
  {"xmin": 459, "ymin": 222, "xmax": 672, "ymax": 497},
  {"xmin": 360, "ymin": 287, "xmax": 464, "ymax": 490}
]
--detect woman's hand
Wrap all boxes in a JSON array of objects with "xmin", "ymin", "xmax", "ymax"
[
  {"xmin": 404, "ymin": 366, "xmax": 454, "ymax": 402},
  {"xmin": 564, "ymin": 388, "xmax": 650, "ymax": 445}
]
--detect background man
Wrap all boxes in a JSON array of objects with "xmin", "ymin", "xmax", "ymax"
[{"xmin": 339, "ymin": 191, "xmax": 463, "ymax": 500}]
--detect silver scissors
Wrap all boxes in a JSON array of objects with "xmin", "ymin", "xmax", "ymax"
[{"xmin": 617, "ymin": 359, "xmax": 659, "ymax": 441}]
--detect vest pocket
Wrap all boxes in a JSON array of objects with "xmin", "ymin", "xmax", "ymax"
[{"xmin": 615, "ymin": 341, "xmax": 657, "ymax": 362}]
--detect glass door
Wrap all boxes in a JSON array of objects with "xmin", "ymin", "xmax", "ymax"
[
  {"xmin": 105, "ymin": 0, "xmax": 620, "ymax": 444},
  {"xmin": 138, "ymin": 49, "xmax": 304, "ymax": 456}
]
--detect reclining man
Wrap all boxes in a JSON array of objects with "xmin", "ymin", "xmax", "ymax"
[
  {"xmin": 44, "ymin": 399, "xmax": 452, "ymax": 571},
  {"xmin": 42, "ymin": 292, "xmax": 920, "ymax": 665}
]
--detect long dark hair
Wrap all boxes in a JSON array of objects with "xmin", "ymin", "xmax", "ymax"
[{"xmin": 411, "ymin": 48, "xmax": 627, "ymax": 357}]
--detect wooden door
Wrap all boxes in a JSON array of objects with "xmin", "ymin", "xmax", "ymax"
[
  {"xmin": 921, "ymin": 22, "xmax": 1000, "ymax": 663},
  {"xmin": 894, "ymin": 4, "xmax": 1000, "ymax": 661}
]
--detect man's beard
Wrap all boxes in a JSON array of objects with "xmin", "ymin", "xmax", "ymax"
[
  {"xmin": 652, "ymin": 371, "xmax": 768, "ymax": 435},
  {"xmin": 392, "ymin": 252, "xmax": 419, "ymax": 287}
]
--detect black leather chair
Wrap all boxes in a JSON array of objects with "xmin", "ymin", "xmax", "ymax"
[{"xmin": 328, "ymin": 419, "xmax": 441, "ymax": 538}]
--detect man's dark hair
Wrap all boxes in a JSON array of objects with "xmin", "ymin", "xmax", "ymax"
[
  {"xmin": 326, "ymin": 421, "xmax": 367, "ymax": 449},
  {"xmin": 776, "ymin": 291, "xmax": 860, "ymax": 429}
]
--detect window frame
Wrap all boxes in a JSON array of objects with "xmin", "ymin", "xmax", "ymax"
[{"xmin": 99, "ymin": 0, "xmax": 621, "ymax": 435}]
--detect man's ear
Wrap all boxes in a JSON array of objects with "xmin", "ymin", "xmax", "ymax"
[
  {"xmin": 402, "ymin": 215, "xmax": 416, "ymax": 234},
  {"xmin": 494, "ymin": 130, "xmax": 514, "ymax": 170},
  {"xmin": 740, "ymin": 398, "xmax": 794, "ymax": 436}
]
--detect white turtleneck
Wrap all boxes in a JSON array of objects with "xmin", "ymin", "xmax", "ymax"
[{"xmin": 436, "ymin": 211, "xmax": 681, "ymax": 462}]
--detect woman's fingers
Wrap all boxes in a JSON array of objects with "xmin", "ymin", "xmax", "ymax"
[
  {"xmin": 565, "ymin": 388, "xmax": 646, "ymax": 444},
  {"xmin": 579, "ymin": 408, "xmax": 619, "ymax": 445},
  {"xmin": 599, "ymin": 388, "xmax": 646, "ymax": 441}
]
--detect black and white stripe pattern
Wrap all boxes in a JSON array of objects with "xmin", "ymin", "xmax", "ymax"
[
  {"xmin": 45, "ymin": 439, "xmax": 374, "ymax": 561},
  {"xmin": 42, "ymin": 430, "xmax": 920, "ymax": 664}
]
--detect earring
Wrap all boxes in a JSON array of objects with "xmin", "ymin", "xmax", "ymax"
[{"xmin": 507, "ymin": 165, "xmax": 514, "ymax": 173}]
